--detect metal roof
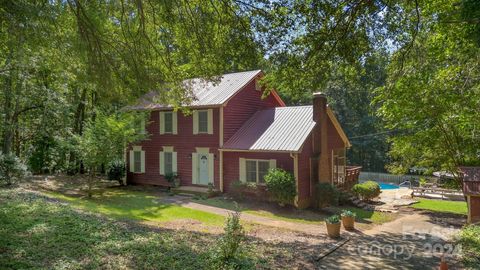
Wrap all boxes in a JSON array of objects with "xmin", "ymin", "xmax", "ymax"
[
  {"xmin": 130, "ymin": 70, "xmax": 262, "ymax": 109},
  {"xmin": 222, "ymin": 106, "xmax": 316, "ymax": 152}
]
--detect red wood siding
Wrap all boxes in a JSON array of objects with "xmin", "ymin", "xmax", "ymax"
[
  {"xmin": 222, "ymin": 151, "xmax": 293, "ymax": 193},
  {"xmin": 223, "ymin": 79, "xmax": 283, "ymax": 143},
  {"xmin": 127, "ymin": 108, "xmax": 220, "ymax": 187},
  {"xmin": 327, "ymin": 116, "xmax": 346, "ymax": 151},
  {"xmin": 298, "ymin": 134, "xmax": 314, "ymax": 202}
]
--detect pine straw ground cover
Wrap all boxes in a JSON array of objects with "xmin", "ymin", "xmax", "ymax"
[{"xmin": 0, "ymin": 188, "xmax": 322, "ymax": 269}]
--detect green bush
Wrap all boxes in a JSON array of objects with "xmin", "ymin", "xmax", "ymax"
[
  {"xmin": 264, "ymin": 168, "xmax": 296, "ymax": 206},
  {"xmin": 107, "ymin": 159, "xmax": 125, "ymax": 183},
  {"xmin": 228, "ymin": 181, "xmax": 259, "ymax": 201},
  {"xmin": 315, "ymin": 183, "xmax": 339, "ymax": 208},
  {"xmin": 457, "ymin": 225, "xmax": 480, "ymax": 268},
  {"xmin": 0, "ymin": 153, "xmax": 28, "ymax": 185},
  {"xmin": 210, "ymin": 211, "xmax": 252, "ymax": 269},
  {"xmin": 352, "ymin": 181, "xmax": 381, "ymax": 201}
]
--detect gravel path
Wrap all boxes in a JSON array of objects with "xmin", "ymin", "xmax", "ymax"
[{"xmin": 162, "ymin": 195, "xmax": 328, "ymax": 235}]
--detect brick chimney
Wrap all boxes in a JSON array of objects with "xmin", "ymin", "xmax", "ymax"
[{"xmin": 312, "ymin": 92, "xmax": 331, "ymax": 184}]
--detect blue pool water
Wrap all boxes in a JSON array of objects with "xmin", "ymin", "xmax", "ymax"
[{"xmin": 378, "ymin": 182, "xmax": 400, "ymax": 190}]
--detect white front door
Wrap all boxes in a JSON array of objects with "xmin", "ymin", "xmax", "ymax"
[{"xmin": 198, "ymin": 154, "xmax": 209, "ymax": 185}]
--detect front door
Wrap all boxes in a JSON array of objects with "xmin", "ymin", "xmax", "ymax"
[{"xmin": 198, "ymin": 154, "xmax": 209, "ymax": 185}]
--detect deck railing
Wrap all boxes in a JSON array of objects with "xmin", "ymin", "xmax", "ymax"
[
  {"xmin": 463, "ymin": 181, "xmax": 480, "ymax": 195},
  {"xmin": 335, "ymin": 166, "xmax": 362, "ymax": 190}
]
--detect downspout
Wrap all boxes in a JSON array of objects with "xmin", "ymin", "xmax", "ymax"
[{"xmin": 219, "ymin": 106, "xmax": 224, "ymax": 192}]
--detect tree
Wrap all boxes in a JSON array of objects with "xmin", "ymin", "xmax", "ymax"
[
  {"xmin": 77, "ymin": 112, "xmax": 146, "ymax": 196},
  {"xmin": 375, "ymin": 0, "xmax": 480, "ymax": 185}
]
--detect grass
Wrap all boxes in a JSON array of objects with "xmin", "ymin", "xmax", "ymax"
[
  {"xmin": 410, "ymin": 198, "xmax": 468, "ymax": 215},
  {"xmin": 45, "ymin": 188, "xmax": 225, "ymax": 226},
  {"xmin": 333, "ymin": 207, "xmax": 396, "ymax": 225},
  {"xmin": 0, "ymin": 189, "xmax": 218, "ymax": 269},
  {"xmin": 196, "ymin": 197, "xmax": 395, "ymax": 225},
  {"xmin": 457, "ymin": 224, "xmax": 480, "ymax": 268}
]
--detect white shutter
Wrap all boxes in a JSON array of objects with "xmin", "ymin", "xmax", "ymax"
[
  {"xmin": 172, "ymin": 151, "xmax": 177, "ymax": 173},
  {"xmin": 208, "ymin": 153, "xmax": 214, "ymax": 184},
  {"xmin": 172, "ymin": 112, "xmax": 178, "ymax": 135},
  {"xmin": 159, "ymin": 112, "xmax": 165, "ymax": 134},
  {"xmin": 207, "ymin": 109, "xmax": 213, "ymax": 134},
  {"xmin": 239, "ymin": 158, "xmax": 246, "ymax": 182},
  {"xmin": 192, "ymin": 153, "xmax": 198, "ymax": 184},
  {"xmin": 193, "ymin": 111, "xmax": 198, "ymax": 134},
  {"xmin": 269, "ymin": 159, "xmax": 277, "ymax": 169},
  {"xmin": 129, "ymin": 150, "xmax": 134, "ymax": 172},
  {"xmin": 140, "ymin": 151, "xmax": 145, "ymax": 173},
  {"xmin": 159, "ymin": 151, "xmax": 165, "ymax": 175}
]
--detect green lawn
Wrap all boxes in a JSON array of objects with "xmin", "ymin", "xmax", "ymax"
[
  {"xmin": 458, "ymin": 225, "xmax": 480, "ymax": 268},
  {"xmin": 196, "ymin": 197, "xmax": 395, "ymax": 225},
  {"xmin": 410, "ymin": 198, "xmax": 468, "ymax": 215},
  {"xmin": 0, "ymin": 189, "xmax": 217, "ymax": 269},
  {"xmin": 45, "ymin": 188, "xmax": 225, "ymax": 226}
]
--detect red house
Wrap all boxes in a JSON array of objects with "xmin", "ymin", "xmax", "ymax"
[{"xmin": 127, "ymin": 70, "xmax": 353, "ymax": 208}]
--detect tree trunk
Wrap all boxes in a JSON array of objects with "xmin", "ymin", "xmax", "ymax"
[
  {"xmin": 2, "ymin": 53, "xmax": 13, "ymax": 155},
  {"xmin": 69, "ymin": 88, "xmax": 87, "ymax": 174},
  {"xmin": 88, "ymin": 167, "xmax": 95, "ymax": 198}
]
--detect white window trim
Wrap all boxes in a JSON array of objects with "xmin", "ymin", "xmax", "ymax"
[
  {"xmin": 159, "ymin": 146, "xmax": 177, "ymax": 175},
  {"xmin": 240, "ymin": 158, "xmax": 276, "ymax": 184},
  {"xmin": 160, "ymin": 111, "xmax": 177, "ymax": 135},
  {"xmin": 193, "ymin": 109, "xmax": 213, "ymax": 135},
  {"xmin": 129, "ymin": 146, "xmax": 145, "ymax": 174}
]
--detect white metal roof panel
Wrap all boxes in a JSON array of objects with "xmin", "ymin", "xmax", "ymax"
[
  {"xmin": 222, "ymin": 106, "xmax": 316, "ymax": 152},
  {"xmin": 131, "ymin": 70, "xmax": 261, "ymax": 109}
]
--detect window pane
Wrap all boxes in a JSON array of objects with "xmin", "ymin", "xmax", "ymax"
[
  {"xmin": 258, "ymin": 161, "xmax": 270, "ymax": 183},
  {"xmin": 164, "ymin": 112, "xmax": 173, "ymax": 133},
  {"xmin": 134, "ymin": 151, "xmax": 141, "ymax": 173},
  {"xmin": 246, "ymin": 160, "xmax": 257, "ymax": 182},
  {"xmin": 198, "ymin": 111, "xmax": 208, "ymax": 133},
  {"xmin": 164, "ymin": 152, "xmax": 173, "ymax": 174}
]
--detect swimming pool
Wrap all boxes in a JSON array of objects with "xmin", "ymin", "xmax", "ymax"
[{"xmin": 378, "ymin": 182, "xmax": 400, "ymax": 190}]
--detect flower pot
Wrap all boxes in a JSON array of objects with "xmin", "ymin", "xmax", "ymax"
[
  {"xmin": 173, "ymin": 179, "xmax": 181, "ymax": 188},
  {"xmin": 341, "ymin": 216, "xmax": 355, "ymax": 231},
  {"xmin": 326, "ymin": 222, "xmax": 341, "ymax": 238}
]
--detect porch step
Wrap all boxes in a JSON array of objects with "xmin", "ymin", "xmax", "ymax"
[{"xmin": 171, "ymin": 186, "xmax": 214, "ymax": 197}]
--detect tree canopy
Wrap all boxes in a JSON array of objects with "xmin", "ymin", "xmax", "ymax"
[{"xmin": 1, "ymin": 0, "xmax": 479, "ymax": 177}]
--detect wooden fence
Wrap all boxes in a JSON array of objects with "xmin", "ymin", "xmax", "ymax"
[{"xmin": 359, "ymin": 171, "xmax": 434, "ymax": 185}]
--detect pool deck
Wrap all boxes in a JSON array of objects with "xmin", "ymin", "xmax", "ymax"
[{"xmin": 373, "ymin": 188, "xmax": 417, "ymax": 212}]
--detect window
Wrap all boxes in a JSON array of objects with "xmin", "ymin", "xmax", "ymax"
[
  {"xmin": 164, "ymin": 112, "xmax": 173, "ymax": 133},
  {"xmin": 258, "ymin": 161, "xmax": 270, "ymax": 183},
  {"xmin": 246, "ymin": 160, "xmax": 257, "ymax": 182},
  {"xmin": 134, "ymin": 151, "xmax": 141, "ymax": 173},
  {"xmin": 198, "ymin": 110, "xmax": 208, "ymax": 133},
  {"xmin": 160, "ymin": 146, "xmax": 177, "ymax": 175},
  {"xmin": 164, "ymin": 152, "xmax": 173, "ymax": 175},
  {"xmin": 243, "ymin": 159, "xmax": 274, "ymax": 183}
]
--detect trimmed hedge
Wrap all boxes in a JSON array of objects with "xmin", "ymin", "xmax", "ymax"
[{"xmin": 352, "ymin": 181, "xmax": 381, "ymax": 201}]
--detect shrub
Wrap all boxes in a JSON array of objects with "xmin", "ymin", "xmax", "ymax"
[
  {"xmin": 352, "ymin": 181, "xmax": 381, "ymax": 201},
  {"xmin": 210, "ymin": 211, "xmax": 252, "ymax": 269},
  {"xmin": 107, "ymin": 159, "xmax": 125, "ymax": 184},
  {"xmin": 264, "ymin": 168, "xmax": 296, "ymax": 206},
  {"xmin": 315, "ymin": 183, "xmax": 339, "ymax": 208},
  {"xmin": 0, "ymin": 153, "xmax": 28, "ymax": 185},
  {"xmin": 325, "ymin": 214, "xmax": 340, "ymax": 224},
  {"xmin": 228, "ymin": 181, "xmax": 260, "ymax": 201},
  {"xmin": 457, "ymin": 225, "xmax": 480, "ymax": 268}
]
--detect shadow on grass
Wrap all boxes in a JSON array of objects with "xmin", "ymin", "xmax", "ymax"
[{"xmin": 1, "ymin": 188, "xmax": 460, "ymax": 269}]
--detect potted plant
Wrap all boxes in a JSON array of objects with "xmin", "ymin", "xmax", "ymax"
[
  {"xmin": 165, "ymin": 172, "xmax": 180, "ymax": 188},
  {"xmin": 325, "ymin": 214, "xmax": 341, "ymax": 238},
  {"xmin": 341, "ymin": 210, "xmax": 356, "ymax": 230}
]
